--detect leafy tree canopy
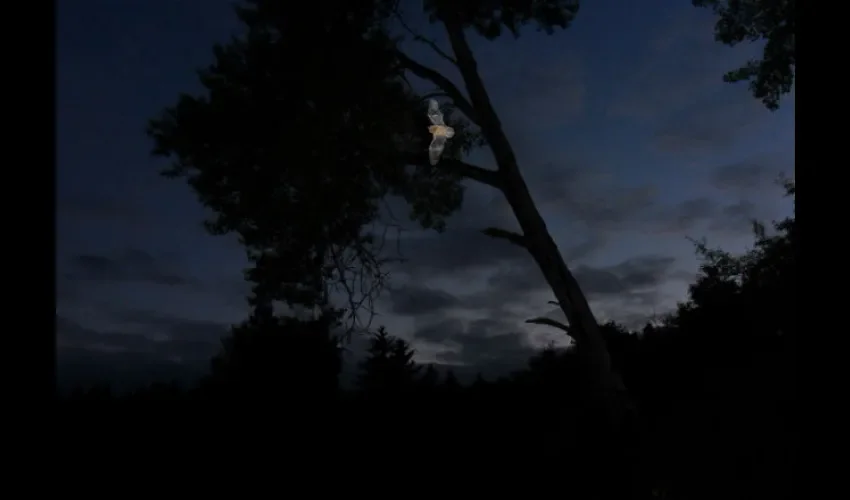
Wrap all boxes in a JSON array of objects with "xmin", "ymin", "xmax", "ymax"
[
  {"xmin": 422, "ymin": 0, "xmax": 580, "ymax": 38},
  {"xmin": 695, "ymin": 0, "xmax": 795, "ymax": 110},
  {"xmin": 147, "ymin": 0, "xmax": 481, "ymax": 322}
]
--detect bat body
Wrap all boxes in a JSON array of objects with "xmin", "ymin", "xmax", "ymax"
[{"xmin": 427, "ymin": 100, "xmax": 454, "ymax": 165}]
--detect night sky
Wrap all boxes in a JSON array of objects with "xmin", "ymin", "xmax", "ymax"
[{"xmin": 56, "ymin": 0, "xmax": 795, "ymax": 391}]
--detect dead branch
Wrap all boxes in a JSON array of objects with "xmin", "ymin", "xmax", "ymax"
[
  {"xmin": 482, "ymin": 227, "xmax": 528, "ymax": 248},
  {"xmin": 525, "ymin": 316, "xmax": 575, "ymax": 339}
]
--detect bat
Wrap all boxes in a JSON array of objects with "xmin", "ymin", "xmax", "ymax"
[{"xmin": 426, "ymin": 99, "xmax": 455, "ymax": 165}]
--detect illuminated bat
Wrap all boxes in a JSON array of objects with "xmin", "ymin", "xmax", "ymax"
[{"xmin": 426, "ymin": 99, "xmax": 455, "ymax": 165}]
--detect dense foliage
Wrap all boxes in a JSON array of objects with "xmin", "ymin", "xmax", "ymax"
[{"xmin": 695, "ymin": 0, "xmax": 795, "ymax": 110}]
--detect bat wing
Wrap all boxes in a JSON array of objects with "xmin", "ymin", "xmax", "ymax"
[
  {"xmin": 428, "ymin": 136, "xmax": 447, "ymax": 165},
  {"xmin": 427, "ymin": 99, "xmax": 445, "ymax": 126}
]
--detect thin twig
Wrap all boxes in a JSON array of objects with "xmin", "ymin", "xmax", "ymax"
[{"xmin": 394, "ymin": 10, "xmax": 458, "ymax": 66}]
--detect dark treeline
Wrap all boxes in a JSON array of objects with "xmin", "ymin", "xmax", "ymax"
[{"xmin": 61, "ymin": 184, "xmax": 795, "ymax": 499}]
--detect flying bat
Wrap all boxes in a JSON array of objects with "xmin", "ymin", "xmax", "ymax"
[{"xmin": 426, "ymin": 99, "xmax": 455, "ymax": 165}]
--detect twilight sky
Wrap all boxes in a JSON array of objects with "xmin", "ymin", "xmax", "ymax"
[{"xmin": 56, "ymin": 0, "xmax": 795, "ymax": 391}]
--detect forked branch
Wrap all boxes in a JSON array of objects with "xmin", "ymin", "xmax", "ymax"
[{"xmin": 396, "ymin": 51, "xmax": 479, "ymax": 126}]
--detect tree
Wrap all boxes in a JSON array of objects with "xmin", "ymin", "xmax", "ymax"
[
  {"xmin": 694, "ymin": 0, "xmax": 795, "ymax": 110},
  {"xmin": 356, "ymin": 327, "xmax": 421, "ymax": 396},
  {"xmin": 147, "ymin": 0, "xmax": 481, "ymax": 333},
  {"xmin": 637, "ymin": 181, "xmax": 796, "ymax": 499},
  {"xmin": 407, "ymin": 0, "xmax": 634, "ymax": 431},
  {"xmin": 418, "ymin": 363, "xmax": 440, "ymax": 390},
  {"xmin": 206, "ymin": 306, "xmax": 343, "ymax": 404},
  {"xmin": 148, "ymin": 0, "xmax": 633, "ymax": 439}
]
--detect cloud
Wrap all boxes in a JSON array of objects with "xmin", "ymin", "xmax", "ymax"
[
  {"xmin": 393, "ymin": 228, "xmax": 528, "ymax": 279},
  {"xmin": 574, "ymin": 255, "xmax": 676, "ymax": 297},
  {"xmin": 414, "ymin": 316, "xmax": 536, "ymax": 375},
  {"xmin": 707, "ymin": 200, "xmax": 758, "ymax": 233},
  {"xmin": 647, "ymin": 194, "xmax": 775, "ymax": 237},
  {"xmin": 387, "ymin": 285, "xmax": 462, "ymax": 316},
  {"xmin": 652, "ymin": 197, "xmax": 717, "ymax": 233},
  {"xmin": 414, "ymin": 317, "xmax": 466, "ymax": 345},
  {"xmin": 652, "ymin": 95, "xmax": 767, "ymax": 154},
  {"xmin": 56, "ymin": 313, "xmax": 228, "ymax": 391},
  {"xmin": 387, "ymin": 161, "xmax": 658, "ymax": 282},
  {"xmin": 65, "ymin": 248, "xmax": 192, "ymax": 286},
  {"xmin": 58, "ymin": 312, "xmax": 227, "ymax": 363},
  {"xmin": 527, "ymin": 162, "xmax": 658, "ymax": 231},
  {"xmin": 393, "ymin": 253, "xmax": 679, "ymax": 368},
  {"xmin": 711, "ymin": 161, "xmax": 786, "ymax": 192}
]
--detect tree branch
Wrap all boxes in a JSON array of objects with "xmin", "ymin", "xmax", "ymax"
[
  {"xmin": 525, "ymin": 317, "xmax": 575, "ymax": 339},
  {"xmin": 401, "ymin": 152, "xmax": 502, "ymax": 189},
  {"xmin": 395, "ymin": 51, "xmax": 479, "ymax": 126},
  {"xmin": 394, "ymin": 11, "xmax": 457, "ymax": 66},
  {"xmin": 482, "ymin": 227, "xmax": 527, "ymax": 248}
]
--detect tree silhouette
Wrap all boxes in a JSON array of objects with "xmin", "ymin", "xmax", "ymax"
[
  {"xmin": 148, "ymin": 0, "xmax": 633, "ymax": 443},
  {"xmin": 146, "ymin": 0, "xmax": 480, "ymax": 333},
  {"xmin": 418, "ymin": 363, "xmax": 440, "ymax": 390},
  {"xmin": 694, "ymin": 0, "xmax": 795, "ymax": 110},
  {"xmin": 204, "ymin": 306, "xmax": 343, "ymax": 406},
  {"xmin": 632, "ymin": 182, "xmax": 796, "ymax": 499},
  {"xmin": 407, "ymin": 0, "xmax": 634, "ymax": 432},
  {"xmin": 355, "ymin": 326, "xmax": 421, "ymax": 397}
]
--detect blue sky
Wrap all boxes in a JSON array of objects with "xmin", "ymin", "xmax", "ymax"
[{"xmin": 56, "ymin": 0, "xmax": 795, "ymax": 390}]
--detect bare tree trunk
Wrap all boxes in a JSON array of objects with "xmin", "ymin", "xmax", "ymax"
[{"xmin": 440, "ymin": 15, "xmax": 636, "ymax": 431}]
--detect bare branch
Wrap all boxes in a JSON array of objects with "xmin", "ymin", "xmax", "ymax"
[
  {"xmin": 393, "ymin": 11, "xmax": 457, "ymax": 66},
  {"xmin": 525, "ymin": 317, "xmax": 575, "ymax": 339},
  {"xmin": 420, "ymin": 90, "xmax": 449, "ymax": 101},
  {"xmin": 400, "ymin": 151, "xmax": 502, "ymax": 189},
  {"xmin": 396, "ymin": 50, "xmax": 479, "ymax": 126},
  {"xmin": 482, "ymin": 227, "xmax": 527, "ymax": 248}
]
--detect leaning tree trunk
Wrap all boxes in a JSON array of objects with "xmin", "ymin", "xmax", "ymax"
[{"xmin": 441, "ymin": 15, "xmax": 637, "ymax": 433}]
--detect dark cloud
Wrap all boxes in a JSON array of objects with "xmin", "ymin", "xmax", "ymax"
[
  {"xmin": 528, "ymin": 163, "xmax": 658, "ymax": 230},
  {"xmin": 414, "ymin": 317, "xmax": 466, "ymax": 345},
  {"xmin": 708, "ymin": 200, "xmax": 758, "ymax": 233},
  {"xmin": 654, "ymin": 197, "xmax": 717, "ymax": 233},
  {"xmin": 575, "ymin": 255, "xmax": 676, "ymax": 298},
  {"xmin": 387, "ymin": 285, "xmax": 461, "ymax": 316},
  {"xmin": 389, "ymin": 248, "xmax": 679, "ymax": 350},
  {"xmin": 652, "ymin": 96, "xmax": 765, "ymax": 154},
  {"xmin": 57, "ymin": 313, "xmax": 226, "ymax": 392},
  {"xmin": 66, "ymin": 248, "xmax": 192, "ymax": 286},
  {"xmin": 414, "ymin": 316, "xmax": 535, "ymax": 373},
  {"xmin": 59, "ymin": 312, "xmax": 226, "ymax": 361},
  {"xmin": 387, "ymin": 163, "xmax": 655, "ymax": 286},
  {"xmin": 488, "ymin": 265, "xmax": 546, "ymax": 296},
  {"xmin": 394, "ymin": 229, "xmax": 528, "ymax": 277},
  {"xmin": 649, "ymin": 196, "xmax": 767, "ymax": 236},
  {"xmin": 711, "ymin": 162, "xmax": 783, "ymax": 191}
]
